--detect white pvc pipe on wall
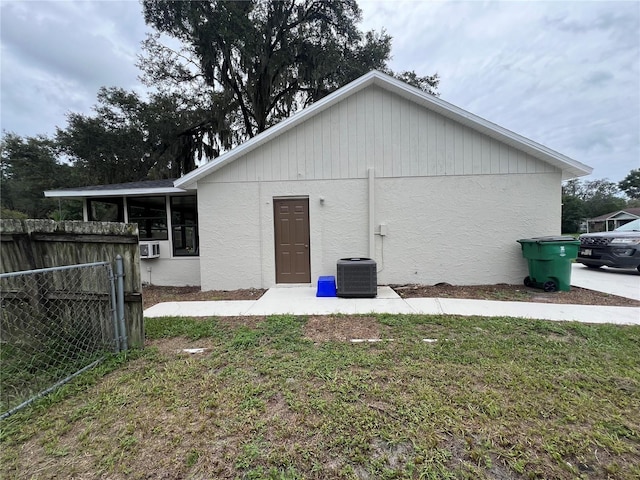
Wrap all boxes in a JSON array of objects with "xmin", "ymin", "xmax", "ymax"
[{"xmin": 368, "ymin": 168, "xmax": 375, "ymax": 259}]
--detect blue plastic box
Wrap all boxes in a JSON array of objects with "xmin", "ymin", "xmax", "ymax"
[{"xmin": 316, "ymin": 276, "xmax": 337, "ymax": 297}]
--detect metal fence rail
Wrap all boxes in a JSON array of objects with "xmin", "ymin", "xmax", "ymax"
[{"xmin": 1, "ymin": 261, "xmax": 126, "ymax": 418}]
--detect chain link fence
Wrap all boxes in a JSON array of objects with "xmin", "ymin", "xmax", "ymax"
[{"xmin": 1, "ymin": 261, "xmax": 126, "ymax": 418}]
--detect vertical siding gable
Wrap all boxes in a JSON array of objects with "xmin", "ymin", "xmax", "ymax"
[{"xmin": 201, "ymin": 85, "xmax": 558, "ymax": 184}]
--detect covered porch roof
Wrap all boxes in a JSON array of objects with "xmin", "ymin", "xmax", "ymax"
[{"xmin": 44, "ymin": 179, "xmax": 188, "ymax": 199}]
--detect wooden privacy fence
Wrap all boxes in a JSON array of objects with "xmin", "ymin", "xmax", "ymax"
[{"xmin": 0, "ymin": 219, "xmax": 143, "ymax": 347}]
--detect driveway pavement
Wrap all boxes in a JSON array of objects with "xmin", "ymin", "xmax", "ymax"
[{"xmin": 571, "ymin": 263, "xmax": 640, "ymax": 301}]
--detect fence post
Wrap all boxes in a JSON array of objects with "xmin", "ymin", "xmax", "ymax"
[
  {"xmin": 106, "ymin": 264, "xmax": 121, "ymax": 353},
  {"xmin": 115, "ymin": 255, "xmax": 128, "ymax": 351}
]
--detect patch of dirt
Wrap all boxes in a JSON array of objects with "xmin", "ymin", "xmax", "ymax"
[
  {"xmin": 391, "ymin": 283, "xmax": 639, "ymax": 307},
  {"xmin": 303, "ymin": 315, "xmax": 390, "ymax": 342},
  {"xmin": 145, "ymin": 317, "xmax": 267, "ymax": 354},
  {"xmin": 146, "ymin": 337, "xmax": 219, "ymax": 356},
  {"xmin": 143, "ymin": 285, "xmax": 266, "ymax": 309},
  {"xmin": 265, "ymin": 392, "xmax": 297, "ymax": 426}
]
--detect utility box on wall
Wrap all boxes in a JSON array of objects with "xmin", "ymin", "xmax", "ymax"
[{"xmin": 336, "ymin": 258, "xmax": 377, "ymax": 298}]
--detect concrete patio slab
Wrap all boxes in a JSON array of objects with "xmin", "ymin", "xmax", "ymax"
[
  {"xmin": 243, "ymin": 286, "xmax": 415, "ymax": 315},
  {"xmin": 433, "ymin": 298, "xmax": 639, "ymax": 325},
  {"xmin": 397, "ymin": 298, "xmax": 443, "ymax": 315},
  {"xmin": 144, "ymin": 300, "xmax": 257, "ymax": 318},
  {"xmin": 143, "ymin": 286, "xmax": 639, "ymax": 325}
]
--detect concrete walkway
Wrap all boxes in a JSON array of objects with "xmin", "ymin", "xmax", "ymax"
[{"xmin": 144, "ymin": 286, "xmax": 640, "ymax": 326}]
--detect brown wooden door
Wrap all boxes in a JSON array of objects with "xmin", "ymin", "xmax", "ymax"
[{"xmin": 274, "ymin": 198, "xmax": 310, "ymax": 283}]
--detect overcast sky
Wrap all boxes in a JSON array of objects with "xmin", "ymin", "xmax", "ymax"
[{"xmin": 1, "ymin": 0, "xmax": 638, "ymax": 183}]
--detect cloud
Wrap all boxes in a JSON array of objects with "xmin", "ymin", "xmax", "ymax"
[
  {"xmin": 359, "ymin": 0, "xmax": 639, "ymax": 182},
  {"xmin": 583, "ymin": 70, "xmax": 614, "ymax": 88},
  {"xmin": 0, "ymin": 0, "xmax": 148, "ymax": 136},
  {"xmin": 0, "ymin": 54, "xmax": 88, "ymax": 134},
  {"xmin": 2, "ymin": 2, "xmax": 140, "ymax": 87},
  {"xmin": 1, "ymin": 0, "xmax": 638, "ymax": 183}
]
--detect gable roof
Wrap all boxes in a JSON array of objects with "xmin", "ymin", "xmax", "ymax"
[
  {"xmin": 44, "ymin": 179, "xmax": 186, "ymax": 198},
  {"xmin": 175, "ymin": 70, "xmax": 592, "ymax": 188},
  {"xmin": 589, "ymin": 208, "xmax": 640, "ymax": 222}
]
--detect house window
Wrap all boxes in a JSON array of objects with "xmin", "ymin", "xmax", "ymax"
[
  {"xmin": 128, "ymin": 197, "xmax": 168, "ymax": 240},
  {"xmin": 171, "ymin": 196, "xmax": 198, "ymax": 256},
  {"xmin": 87, "ymin": 198, "xmax": 124, "ymax": 222}
]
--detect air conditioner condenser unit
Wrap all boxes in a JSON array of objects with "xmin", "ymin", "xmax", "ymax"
[{"xmin": 336, "ymin": 257, "xmax": 377, "ymax": 298}]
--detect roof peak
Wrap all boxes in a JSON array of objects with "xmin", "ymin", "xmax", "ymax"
[{"xmin": 175, "ymin": 70, "xmax": 591, "ymax": 188}]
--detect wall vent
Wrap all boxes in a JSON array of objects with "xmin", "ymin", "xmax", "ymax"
[
  {"xmin": 140, "ymin": 241, "xmax": 160, "ymax": 259},
  {"xmin": 336, "ymin": 258, "xmax": 377, "ymax": 298}
]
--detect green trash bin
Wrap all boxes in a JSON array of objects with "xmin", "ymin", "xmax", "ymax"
[{"xmin": 517, "ymin": 236, "xmax": 580, "ymax": 292}]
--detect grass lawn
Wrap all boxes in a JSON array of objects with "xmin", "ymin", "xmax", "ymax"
[{"xmin": 1, "ymin": 314, "xmax": 639, "ymax": 479}]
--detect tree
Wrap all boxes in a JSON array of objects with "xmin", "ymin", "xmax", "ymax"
[
  {"xmin": 619, "ymin": 169, "xmax": 640, "ymax": 199},
  {"xmin": 57, "ymin": 87, "xmax": 207, "ymax": 185},
  {"xmin": 581, "ymin": 179, "xmax": 626, "ymax": 218},
  {"xmin": 561, "ymin": 178, "xmax": 584, "ymax": 198},
  {"xmin": 139, "ymin": 0, "xmax": 439, "ymax": 164},
  {"xmin": 0, "ymin": 133, "xmax": 76, "ymax": 218},
  {"xmin": 0, "ymin": 207, "xmax": 28, "ymax": 219},
  {"xmin": 561, "ymin": 178, "xmax": 629, "ymax": 232},
  {"xmin": 561, "ymin": 194, "xmax": 584, "ymax": 233}
]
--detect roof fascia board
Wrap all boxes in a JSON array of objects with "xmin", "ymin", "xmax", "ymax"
[
  {"xmin": 590, "ymin": 210, "xmax": 640, "ymax": 221},
  {"xmin": 44, "ymin": 187, "xmax": 190, "ymax": 198},
  {"xmin": 609, "ymin": 211, "xmax": 639, "ymax": 220}
]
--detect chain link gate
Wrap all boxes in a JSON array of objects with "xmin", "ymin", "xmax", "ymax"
[{"xmin": 1, "ymin": 260, "xmax": 128, "ymax": 418}]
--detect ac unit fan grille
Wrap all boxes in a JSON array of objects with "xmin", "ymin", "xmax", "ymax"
[{"xmin": 336, "ymin": 258, "xmax": 377, "ymax": 298}]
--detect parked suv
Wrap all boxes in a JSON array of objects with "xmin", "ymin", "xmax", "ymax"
[{"xmin": 577, "ymin": 219, "xmax": 640, "ymax": 272}]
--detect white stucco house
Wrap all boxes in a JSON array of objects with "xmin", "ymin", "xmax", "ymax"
[{"xmin": 45, "ymin": 70, "xmax": 592, "ymax": 289}]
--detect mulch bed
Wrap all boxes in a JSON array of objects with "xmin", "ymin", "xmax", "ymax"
[
  {"xmin": 391, "ymin": 283, "xmax": 639, "ymax": 307},
  {"xmin": 142, "ymin": 285, "xmax": 266, "ymax": 310}
]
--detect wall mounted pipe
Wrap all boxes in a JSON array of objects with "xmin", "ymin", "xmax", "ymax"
[{"xmin": 368, "ymin": 168, "xmax": 375, "ymax": 259}]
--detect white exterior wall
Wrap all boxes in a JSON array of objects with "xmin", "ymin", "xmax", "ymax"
[
  {"xmin": 198, "ymin": 172, "xmax": 560, "ymax": 290},
  {"xmin": 141, "ymin": 254, "xmax": 201, "ymax": 286},
  {"xmin": 198, "ymin": 179, "xmax": 370, "ymax": 290},
  {"xmin": 196, "ymin": 84, "xmax": 563, "ymax": 290},
  {"xmin": 373, "ymin": 173, "xmax": 561, "ymax": 285}
]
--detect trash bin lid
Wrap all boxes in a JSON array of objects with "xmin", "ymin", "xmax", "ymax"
[{"xmin": 518, "ymin": 236, "xmax": 578, "ymax": 243}]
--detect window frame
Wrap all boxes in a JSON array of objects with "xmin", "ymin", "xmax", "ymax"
[
  {"xmin": 87, "ymin": 197, "xmax": 124, "ymax": 223},
  {"xmin": 170, "ymin": 195, "xmax": 199, "ymax": 257},
  {"xmin": 127, "ymin": 196, "xmax": 169, "ymax": 241}
]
